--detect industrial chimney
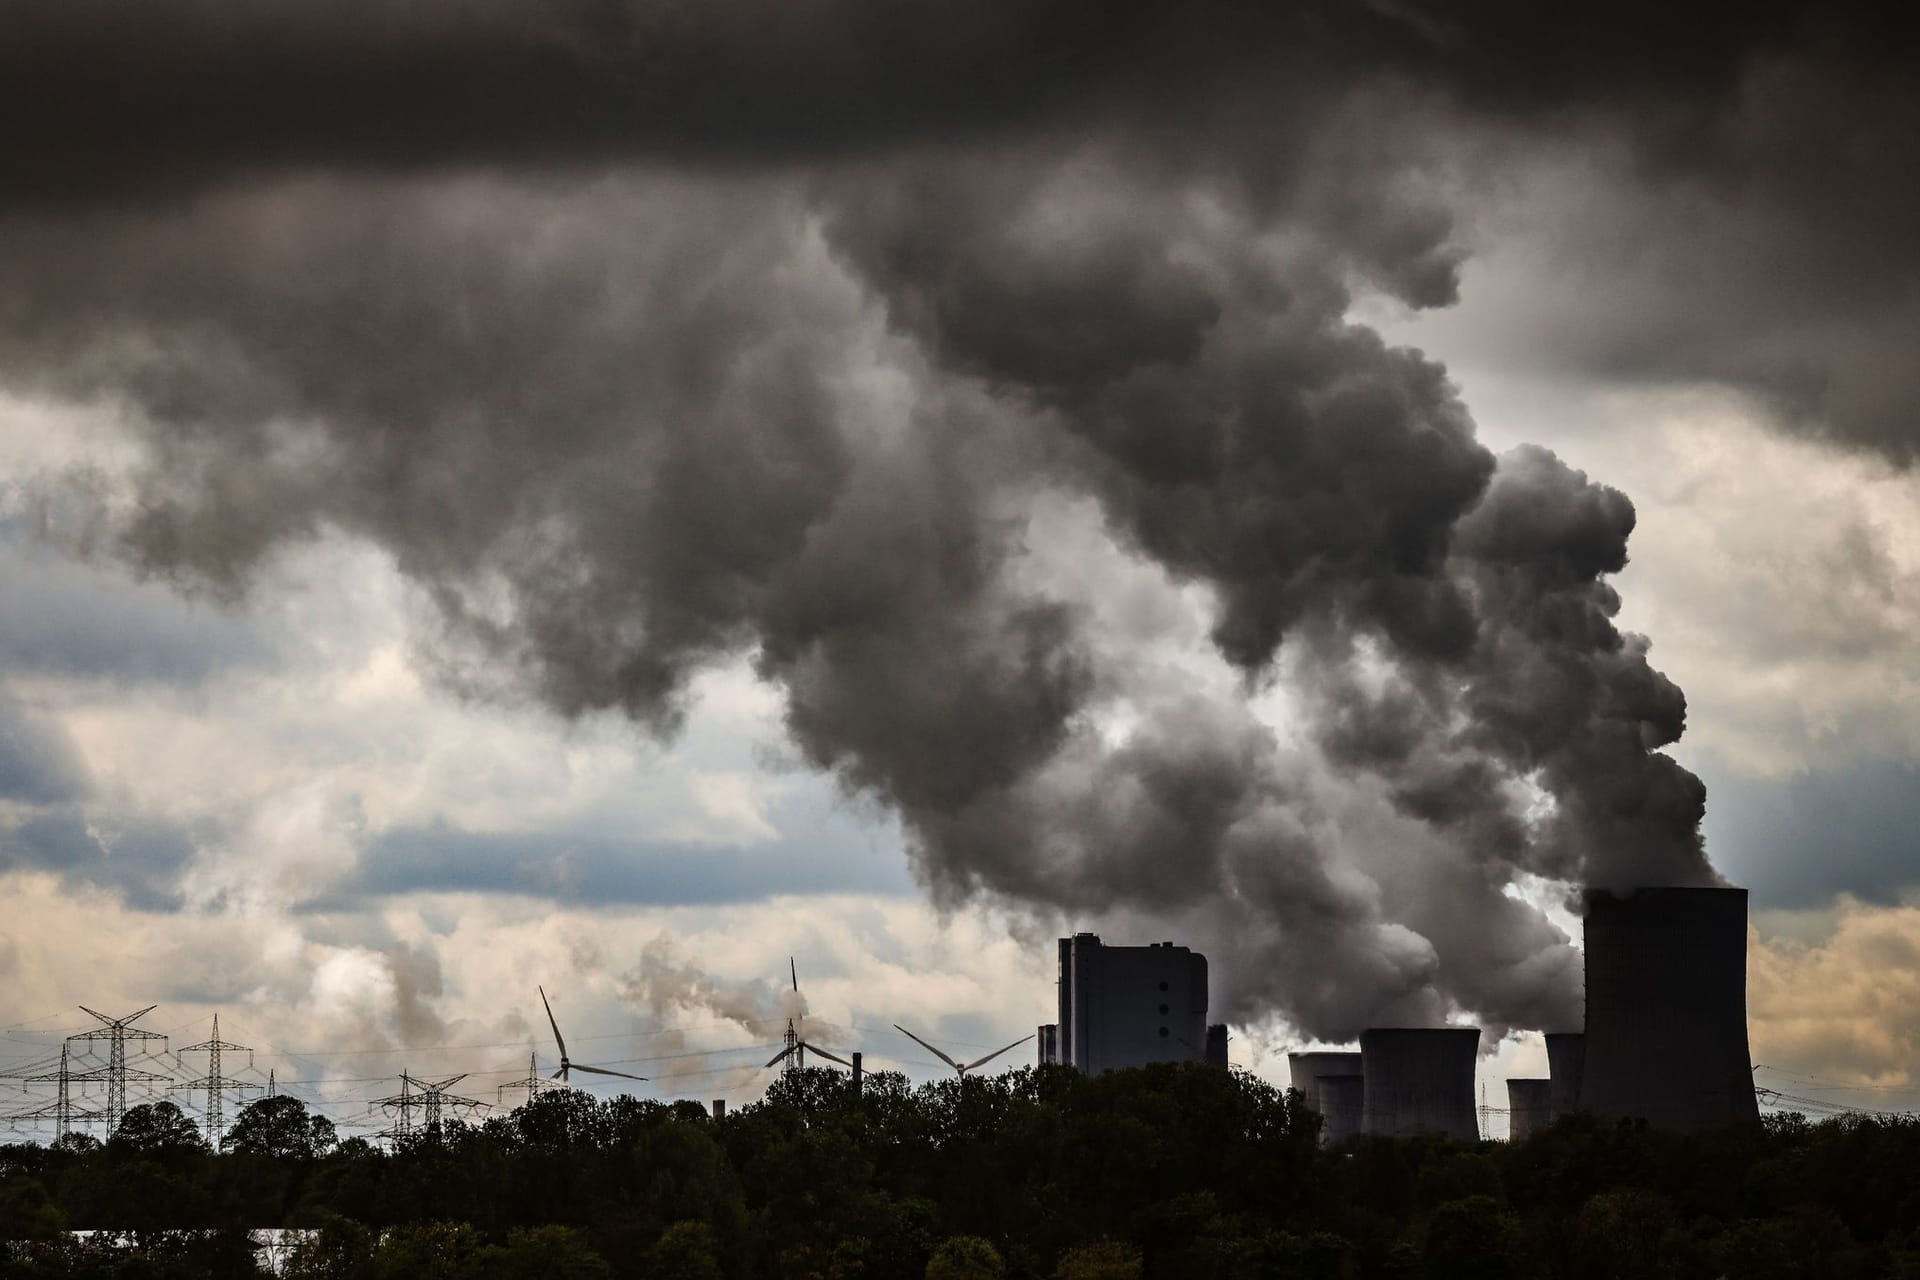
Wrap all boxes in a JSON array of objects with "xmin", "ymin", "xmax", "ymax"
[
  {"xmin": 1506, "ymin": 1079, "xmax": 1552, "ymax": 1141},
  {"xmin": 1289, "ymin": 1051, "xmax": 1364, "ymax": 1145},
  {"xmin": 1360, "ymin": 1028, "xmax": 1480, "ymax": 1141},
  {"xmin": 1545, "ymin": 1032, "xmax": 1585, "ymax": 1122},
  {"xmin": 1580, "ymin": 886, "xmax": 1759, "ymax": 1131}
]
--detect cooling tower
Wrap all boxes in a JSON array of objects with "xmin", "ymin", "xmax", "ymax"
[
  {"xmin": 1507, "ymin": 1079, "xmax": 1552, "ymax": 1141},
  {"xmin": 1288, "ymin": 1051, "xmax": 1363, "ymax": 1145},
  {"xmin": 1581, "ymin": 886, "xmax": 1759, "ymax": 1131},
  {"xmin": 1360, "ymin": 1028, "xmax": 1480, "ymax": 1140},
  {"xmin": 1318, "ymin": 1075, "xmax": 1365, "ymax": 1145},
  {"xmin": 1544, "ymin": 1032, "xmax": 1585, "ymax": 1120}
]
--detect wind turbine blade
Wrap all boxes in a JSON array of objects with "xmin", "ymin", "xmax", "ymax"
[
  {"xmin": 962, "ymin": 1034, "xmax": 1036, "ymax": 1073},
  {"xmin": 765, "ymin": 1046, "xmax": 794, "ymax": 1069},
  {"xmin": 538, "ymin": 986, "xmax": 569, "ymax": 1060},
  {"xmin": 790, "ymin": 956, "xmax": 798, "ymax": 992},
  {"xmin": 551, "ymin": 1065, "xmax": 569, "ymax": 1080},
  {"xmin": 569, "ymin": 1064, "xmax": 647, "ymax": 1082},
  {"xmin": 893, "ymin": 1024, "xmax": 961, "ymax": 1072},
  {"xmin": 799, "ymin": 1042, "xmax": 851, "ymax": 1068}
]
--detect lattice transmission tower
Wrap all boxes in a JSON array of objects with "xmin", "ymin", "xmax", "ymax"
[
  {"xmin": 68, "ymin": 1006, "xmax": 170, "ymax": 1137},
  {"xmin": 175, "ymin": 1014, "xmax": 258, "ymax": 1147},
  {"xmin": 3, "ymin": 1044, "xmax": 102, "ymax": 1140},
  {"xmin": 372, "ymin": 1072, "xmax": 488, "ymax": 1143},
  {"xmin": 497, "ymin": 1052, "xmax": 564, "ymax": 1106}
]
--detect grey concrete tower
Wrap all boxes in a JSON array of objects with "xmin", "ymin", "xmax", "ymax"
[
  {"xmin": 1318, "ymin": 1075, "xmax": 1365, "ymax": 1145},
  {"xmin": 1360, "ymin": 1028, "xmax": 1481, "ymax": 1140},
  {"xmin": 1545, "ymin": 1032, "xmax": 1585, "ymax": 1121},
  {"xmin": 1289, "ymin": 1051, "xmax": 1364, "ymax": 1145},
  {"xmin": 1507, "ymin": 1079, "xmax": 1553, "ymax": 1141},
  {"xmin": 1580, "ymin": 886, "xmax": 1759, "ymax": 1131}
]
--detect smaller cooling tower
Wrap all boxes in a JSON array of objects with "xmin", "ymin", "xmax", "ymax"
[
  {"xmin": 1507, "ymin": 1079, "xmax": 1553, "ymax": 1141},
  {"xmin": 1360, "ymin": 1028, "xmax": 1480, "ymax": 1140},
  {"xmin": 1319, "ymin": 1075, "xmax": 1365, "ymax": 1146},
  {"xmin": 1581, "ymin": 887, "xmax": 1759, "ymax": 1131},
  {"xmin": 1289, "ymin": 1052, "xmax": 1364, "ymax": 1144},
  {"xmin": 1545, "ymin": 1032, "xmax": 1585, "ymax": 1120}
]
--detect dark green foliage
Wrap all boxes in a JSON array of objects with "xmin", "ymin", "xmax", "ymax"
[
  {"xmin": 108, "ymin": 1102, "xmax": 206, "ymax": 1156},
  {"xmin": 926, "ymin": 1234, "xmax": 1004, "ymax": 1280},
  {"xmin": 1051, "ymin": 1240, "xmax": 1140, "ymax": 1279},
  {"xmin": 6, "ymin": 1072, "xmax": 1920, "ymax": 1279},
  {"xmin": 226, "ymin": 1095, "xmax": 338, "ymax": 1161}
]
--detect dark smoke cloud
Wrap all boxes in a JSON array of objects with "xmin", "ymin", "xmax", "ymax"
[
  {"xmin": 1, "ymin": 0, "xmax": 1899, "ymax": 1041},
  {"xmin": 0, "ymin": 161, "xmax": 1674, "ymax": 1039},
  {"xmin": 5, "ymin": 2, "xmax": 1914, "ymax": 451}
]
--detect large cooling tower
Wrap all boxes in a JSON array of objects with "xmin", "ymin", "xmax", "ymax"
[
  {"xmin": 1289, "ymin": 1051, "xmax": 1364, "ymax": 1144},
  {"xmin": 1360, "ymin": 1028, "xmax": 1481, "ymax": 1140},
  {"xmin": 1507, "ymin": 1079, "xmax": 1552, "ymax": 1141},
  {"xmin": 1581, "ymin": 886, "xmax": 1759, "ymax": 1131},
  {"xmin": 1545, "ymin": 1032, "xmax": 1585, "ymax": 1120}
]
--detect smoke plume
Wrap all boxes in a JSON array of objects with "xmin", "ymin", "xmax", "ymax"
[{"xmin": 3, "ymin": 0, "xmax": 1904, "ymax": 1041}]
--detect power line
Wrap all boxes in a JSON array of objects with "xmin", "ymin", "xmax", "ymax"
[
  {"xmin": 1754, "ymin": 1064, "xmax": 1920, "ymax": 1095},
  {"xmin": 496, "ymin": 1051, "xmax": 564, "ymax": 1107},
  {"xmin": 0, "ymin": 1044, "xmax": 102, "ymax": 1139},
  {"xmin": 369, "ymin": 1072, "xmax": 489, "ymax": 1143}
]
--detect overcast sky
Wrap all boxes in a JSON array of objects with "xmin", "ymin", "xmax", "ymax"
[{"xmin": 2, "ymin": 2, "xmax": 1917, "ymax": 1135}]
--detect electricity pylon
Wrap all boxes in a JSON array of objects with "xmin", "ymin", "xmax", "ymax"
[
  {"xmin": 68, "ymin": 1006, "xmax": 170, "ymax": 1137},
  {"xmin": 174, "ymin": 1015, "xmax": 258, "ymax": 1147},
  {"xmin": 497, "ymin": 1051, "xmax": 563, "ymax": 1106},
  {"xmin": 372, "ymin": 1072, "xmax": 487, "ymax": 1142},
  {"xmin": 3, "ymin": 1044, "xmax": 102, "ymax": 1139}
]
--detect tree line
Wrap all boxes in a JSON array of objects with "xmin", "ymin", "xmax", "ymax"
[{"xmin": 3, "ymin": 1062, "xmax": 1919, "ymax": 1278}]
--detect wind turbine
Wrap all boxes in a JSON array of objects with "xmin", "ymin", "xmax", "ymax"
[
  {"xmin": 764, "ymin": 957, "xmax": 852, "ymax": 1074},
  {"xmin": 538, "ymin": 986, "xmax": 647, "ymax": 1088},
  {"xmin": 893, "ymin": 1024, "xmax": 1034, "ymax": 1078}
]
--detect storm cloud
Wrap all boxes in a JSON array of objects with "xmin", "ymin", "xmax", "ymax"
[{"xmin": 0, "ymin": 0, "xmax": 1909, "ymax": 1041}]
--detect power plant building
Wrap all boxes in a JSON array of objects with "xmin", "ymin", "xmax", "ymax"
[
  {"xmin": 1578, "ymin": 886, "xmax": 1759, "ymax": 1131},
  {"xmin": 1360, "ymin": 1027, "xmax": 1481, "ymax": 1140},
  {"xmin": 1038, "ymin": 934, "xmax": 1225, "ymax": 1074}
]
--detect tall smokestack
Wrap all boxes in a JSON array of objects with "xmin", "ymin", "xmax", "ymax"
[
  {"xmin": 1580, "ymin": 887, "xmax": 1759, "ymax": 1131},
  {"xmin": 1289, "ymin": 1051, "xmax": 1364, "ymax": 1145},
  {"xmin": 1545, "ymin": 1032, "xmax": 1585, "ymax": 1121},
  {"xmin": 1359, "ymin": 1028, "xmax": 1480, "ymax": 1141},
  {"xmin": 1506, "ymin": 1079, "xmax": 1552, "ymax": 1141}
]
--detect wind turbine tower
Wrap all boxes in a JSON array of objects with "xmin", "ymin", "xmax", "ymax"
[{"xmin": 538, "ymin": 987, "xmax": 648, "ymax": 1089}]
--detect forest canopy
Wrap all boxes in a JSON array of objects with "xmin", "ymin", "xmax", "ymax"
[{"xmin": 3, "ymin": 1064, "xmax": 1917, "ymax": 1278}]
